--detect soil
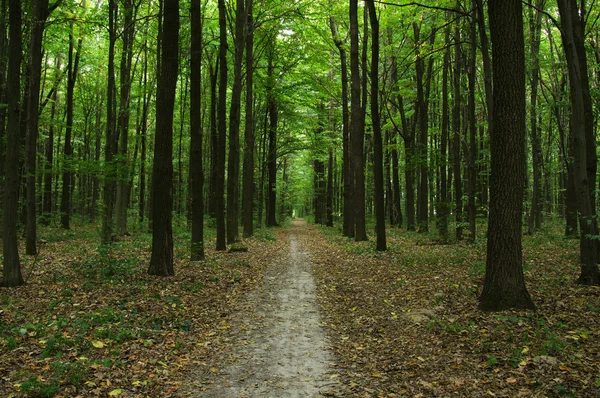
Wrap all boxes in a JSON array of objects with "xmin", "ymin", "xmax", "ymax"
[{"xmin": 186, "ymin": 219, "xmax": 340, "ymax": 397}]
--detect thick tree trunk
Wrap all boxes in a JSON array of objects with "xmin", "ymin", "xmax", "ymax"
[
  {"xmin": 558, "ymin": 0, "xmax": 600, "ymax": 285},
  {"xmin": 190, "ymin": 0, "xmax": 204, "ymax": 261},
  {"xmin": 479, "ymin": 0, "xmax": 535, "ymax": 311},
  {"xmin": 467, "ymin": 11, "xmax": 477, "ymax": 242},
  {"xmin": 439, "ymin": 21, "xmax": 451, "ymax": 242},
  {"xmin": 148, "ymin": 0, "xmax": 179, "ymax": 276},
  {"xmin": 266, "ymin": 47, "xmax": 278, "ymax": 228},
  {"xmin": 3, "ymin": 0, "xmax": 23, "ymax": 287}
]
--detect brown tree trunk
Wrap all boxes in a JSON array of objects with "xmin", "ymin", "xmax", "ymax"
[
  {"xmin": 25, "ymin": 0, "xmax": 50, "ymax": 254},
  {"xmin": 558, "ymin": 0, "xmax": 600, "ymax": 285},
  {"xmin": 439, "ymin": 20, "xmax": 451, "ymax": 242},
  {"xmin": 2, "ymin": 0, "xmax": 23, "ymax": 287},
  {"xmin": 367, "ymin": 0, "xmax": 386, "ymax": 250},
  {"xmin": 148, "ymin": 0, "xmax": 179, "ymax": 276},
  {"xmin": 227, "ymin": 0, "xmax": 246, "ymax": 244},
  {"xmin": 479, "ymin": 0, "xmax": 535, "ymax": 311},
  {"xmin": 60, "ymin": 28, "xmax": 82, "ymax": 230},
  {"xmin": 242, "ymin": 0, "xmax": 254, "ymax": 238},
  {"xmin": 215, "ymin": 0, "xmax": 228, "ymax": 249},
  {"xmin": 266, "ymin": 45, "xmax": 278, "ymax": 228},
  {"xmin": 190, "ymin": 0, "xmax": 204, "ymax": 260},
  {"xmin": 350, "ymin": 0, "xmax": 366, "ymax": 241},
  {"xmin": 102, "ymin": 0, "xmax": 118, "ymax": 244},
  {"xmin": 467, "ymin": 8, "xmax": 477, "ymax": 242}
]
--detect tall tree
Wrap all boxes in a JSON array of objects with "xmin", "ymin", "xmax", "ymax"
[
  {"xmin": 330, "ymin": 16, "xmax": 353, "ymax": 237},
  {"xmin": 557, "ymin": 0, "xmax": 600, "ymax": 285},
  {"xmin": 227, "ymin": 0, "xmax": 246, "ymax": 244},
  {"xmin": 190, "ymin": 0, "xmax": 204, "ymax": 260},
  {"xmin": 242, "ymin": 0, "xmax": 254, "ymax": 238},
  {"xmin": 148, "ymin": 0, "xmax": 179, "ymax": 276},
  {"xmin": 60, "ymin": 24, "xmax": 82, "ymax": 229},
  {"xmin": 3, "ymin": 0, "xmax": 23, "ymax": 287},
  {"xmin": 453, "ymin": 0, "xmax": 463, "ymax": 241},
  {"xmin": 265, "ymin": 39, "xmax": 278, "ymax": 228},
  {"xmin": 366, "ymin": 0, "xmax": 386, "ymax": 251},
  {"xmin": 101, "ymin": 0, "xmax": 118, "ymax": 244},
  {"xmin": 215, "ymin": 0, "xmax": 228, "ymax": 248},
  {"xmin": 114, "ymin": 0, "xmax": 136, "ymax": 236},
  {"xmin": 479, "ymin": 0, "xmax": 535, "ymax": 311},
  {"xmin": 350, "ymin": 0, "xmax": 366, "ymax": 241},
  {"xmin": 25, "ymin": 0, "xmax": 53, "ymax": 254}
]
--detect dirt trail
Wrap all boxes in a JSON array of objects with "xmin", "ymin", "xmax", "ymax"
[{"xmin": 192, "ymin": 219, "xmax": 339, "ymax": 397}]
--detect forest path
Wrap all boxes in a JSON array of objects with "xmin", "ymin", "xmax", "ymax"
[{"xmin": 190, "ymin": 219, "xmax": 340, "ymax": 397}]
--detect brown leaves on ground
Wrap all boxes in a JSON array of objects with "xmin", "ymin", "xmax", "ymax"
[
  {"xmin": 0, "ymin": 225, "xmax": 285, "ymax": 397},
  {"xmin": 311, "ymin": 225, "xmax": 600, "ymax": 398}
]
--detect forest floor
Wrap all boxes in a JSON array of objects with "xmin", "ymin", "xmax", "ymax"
[{"xmin": 1, "ymin": 218, "xmax": 600, "ymax": 397}]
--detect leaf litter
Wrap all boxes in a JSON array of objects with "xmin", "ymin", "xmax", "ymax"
[{"xmin": 1, "ymin": 222, "xmax": 599, "ymax": 397}]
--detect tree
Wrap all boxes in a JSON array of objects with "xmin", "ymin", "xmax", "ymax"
[
  {"xmin": 215, "ymin": 0, "xmax": 228, "ymax": 248},
  {"xmin": 25, "ymin": 0, "xmax": 53, "ymax": 254},
  {"xmin": 557, "ymin": 0, "xmax": 600, "ymax": 285},
  {"xmin": 148, "ymin": 0, "xmax": 179, "ymax": 276},
  {"xmin": 190, "ymin": 0, "xmax": 204, "ymax": 261},
  {"xmin": 350, "ymin": 0, "xmax": 366, "ymax": 241},
  {"xmin": 226, "ymin": 0, "xmax": 246, "ymax": 244},
  {"xmin": 242, "ymin": 0, "xmax": 255, "ymax": 238},
  {"xmin": 366, "ymin": 0, "xmax": 386, "ymax": 251},
  {"xmin": 3, "ymin": 0, "xmax": 24, "ymax": 287},
  {"xmin": 479, "ymin": 0, "xmax": 535, "ymax": 311}
]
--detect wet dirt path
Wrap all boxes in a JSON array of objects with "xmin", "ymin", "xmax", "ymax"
[{"xmin": 194, "ymin": 219, "xmax": 339, "ymax": 397}]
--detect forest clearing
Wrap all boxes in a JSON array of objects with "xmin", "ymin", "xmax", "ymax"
[{"xmin": 1, "ymin": 219, "xmax": 599, "ymax": 397}]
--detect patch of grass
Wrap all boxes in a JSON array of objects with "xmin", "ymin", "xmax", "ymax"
[
  {"xmin": 254, "ymin": 228, "xmax": 277, "ymax": 242},
  {"xmin": 468, "ymin": 261, "xmax": 486, "ymax": 277}
]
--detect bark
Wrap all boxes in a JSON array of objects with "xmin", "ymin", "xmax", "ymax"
[
  {"xmin": 115, "ymin": 0, "xmax": 136, "ymax": 236},
  {"xmin": 330, "ymin": 16, "xmax": 353, "ymax": 237},
  {"xmin": 227, "ymin": 0, "xmax": 246, "ymax": 243},
  {"xmin": 439, "ymin": 20, "xmax": 451, "ymax": 242},
  {"xmin": 25, "ymin": 0, "xmax": 50, "ymax": 254},
  {"xmin": 102, "ymin": 0, "xmax": 118, "ymax": 244},
  {"xmin": 60, "ymin": 29, "xmax": 82, "ymax": 230},
  {"xmin": 467, "ymin": 8, "xmax": 477, "ymax": 242},
  {"xmin": 190, "ymin": 0, "xmax": 204, "ymax": 260},
  {"xmin": 453, "ymin": 2, "xmax": 463, "ymax": 241},
  {"xmin": 266, "ymin": 45, "xmax": 278, "ymax": 228},
  {"xmin": 215, "ymin": 0, "xmax": 228, "ymax": 249},
  {"xmin": 148, "ymin": 0, "xmax": 179, "ymax": 276},
  {"xmin": 557, "ymin": 0, "xmax": 600, "ymax": 285},
  {"xmin": 350, "ymin": 0, "xmax": 366, "ymax": 241},
  {"xmin": 528, "ymin": 0, "xmax": 545, "ymax": 235},
  {"xmin": 367, "ymin": 0, "xmax": 386, "ymax": 250},
  {"xmin": 479, "ymin": 0, "xmax": 535, "ymax": 311},
  {"xmin": 242, "ymin": 0, "xmax": 254, "ymax": 238},
  {"xmin": 3, "ymin": 0, "xmax": 23, "ymax": 286}
]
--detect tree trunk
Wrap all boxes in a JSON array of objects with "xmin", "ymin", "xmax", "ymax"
[
  {"xmin": 242, "ymin": 0, "xmax": 254, "ymax": 238},
  {"xmin": 190, "ymin": 0, "xmax": 204, "ymax": 261},
  {"xmin": 467, "ymin": 9, "xmax": 477, "ymax": 242},
  {"xmin": 479, "ymin": 0, "xmax": 535, "ymax": 311},
  {"xmin": 350, "ymin": 0, "xmax": 366, "ymax": 241},
  {"xmin": 148, "ymin": 0, "xmax": 179, "ymax": 276},
  {"xmin": 453, "ymin": 1, "xmax": 463, "ymax": 241},
  {"xmin": 227, "ymin": 0, "xmax": 246, "ymax": 243},
  {"xmin": 2, "ymin": 0, "xmax": 23, "ymax": 287},
  {"xmin": 439, "ymin": 20, "xmax": 451, "ymax": 242},
  {"xmin": 557, "ymin": 0, "xmax": 600, "ymax": 285},
  {"xmin": 215, "ymin": 0, "xmax": 228, "ymax": 249},
  {"xmin": 102, "ymin": 0, "xmax": 118, "ymax": 244},
  {"xmin": 115, "ymin": 0, "xmax": 136, "ymax": 236},
  {"xmin": 266, "ymin": 45, "xmax": 278, "ymax": 227},
  {"xmin": 25, "ymin": 0, "xmax": 50, "ymax": 255},
  {"xmin": 528, "ymin": 0, "xmax": 545, "ymax": 235},
  {"xmin": 61, "ymin": 28, "xmax": 82, "ymax": 230},
  {"xmin": 330, "ymin": 16, "xmax": 353, "ymax": 237},
  {"xmin": 367, "ymin": 0, "xmax": 386, "ymax": 250}
]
